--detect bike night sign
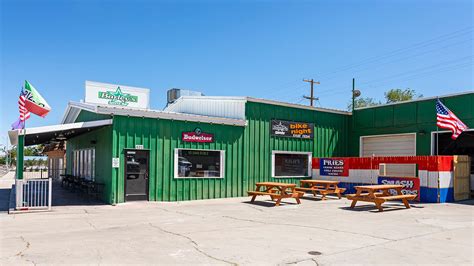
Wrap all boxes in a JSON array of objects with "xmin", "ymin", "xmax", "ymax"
[
  {"xmin": 182, "ymin": 128, "xmax": 214, "ymax": 143},
  {"xmin": 85, "ymin": 80, "xmax": 150, "ymax": 109},
  {"xmin": 378, "ymin": 176, "xmax": 420, "ymax": 201},
  {"xmin": 271, "ymin": 120, "xmax": 314, "ymax": 139},
  {"xmin": 320, "ymin": 158, "xmax": 349, "ymax": 176}
]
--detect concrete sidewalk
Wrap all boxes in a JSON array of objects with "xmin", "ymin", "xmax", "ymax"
[{"xmin": 0, "ymin": 196, "xmax": 473, "ymax": 265}]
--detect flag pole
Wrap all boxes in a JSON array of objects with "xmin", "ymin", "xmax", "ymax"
[{"xmin": 435, "ymin": 97, "xmax": 440, "ymax": 203}]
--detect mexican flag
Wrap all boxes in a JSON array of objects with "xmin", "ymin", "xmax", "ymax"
[{"xmin": 23, "ymin": 80, "xmax": 51, "ymax": 117}]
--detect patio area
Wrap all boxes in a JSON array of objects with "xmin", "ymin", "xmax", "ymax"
[{"xmin": 1, "ymin": 194, "xmax": 472, "ymax": 265}]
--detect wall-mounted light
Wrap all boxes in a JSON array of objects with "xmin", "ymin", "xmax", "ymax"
[{"xmin": 418, "ymin": 130, "xmax": 427, "ymax": 136}]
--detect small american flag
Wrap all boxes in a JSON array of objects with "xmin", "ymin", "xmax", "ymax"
[
  {"xmin": 19, "ymin": 89, "xmax": 31, "ymax": 121},
  {"xmin": 436, "ymin": 99, "xmax": 468, "ymax": 140}
]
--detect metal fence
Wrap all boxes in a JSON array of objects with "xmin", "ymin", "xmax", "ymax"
[
  {"xmin": 21, "ymin": 168, "xmax": 65, "ymax": 180},
  {"xmin": 15, "ymin": 178, "xmax": 52, "ymax": 211}
]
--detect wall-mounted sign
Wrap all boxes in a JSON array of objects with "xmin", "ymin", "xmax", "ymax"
[
  {"xmin": 135, "ymin": 145, "xmax": 144, "ymax": 150},
  {"xmin": 85, "ymin": 81, "xmax": 150, "ymax": 109},
  {"xmin": 271, "ymin": 120, "xmax": 314, "ymax": 139},
  {"xmin": 378, "ymin": 176, "xmax": 420, "ymax": 201},
  {"xmin": 320, "ymin": 158, "xmax": 349, "ymax": 176},
  {"xmin": 182, "ymin": 128, "xmax": 214, "ymax": 143},
  {"xmin": 112, "ymin": 157, "xmax": 120, "ymax": 168}
]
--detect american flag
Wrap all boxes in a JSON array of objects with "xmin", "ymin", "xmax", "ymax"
[
  {"xmin": 19, "ymin": 89, "xmax": 31, "ymax": 121},
  {"xmin": 436, "ymin": 99, "xmax": 468, "ymax": 140}
]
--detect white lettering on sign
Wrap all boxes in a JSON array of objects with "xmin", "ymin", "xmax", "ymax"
[{"xmin": 323, "ymin": 159, "xmax": 344, "ymax": 166}]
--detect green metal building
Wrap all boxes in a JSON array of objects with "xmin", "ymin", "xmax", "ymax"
[{"xmin": 9, "ymin": 81, "xmax": 473, "ymax": 205}]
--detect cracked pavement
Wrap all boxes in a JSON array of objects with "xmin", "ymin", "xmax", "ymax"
[{"xmin": 0, "ymin": 197, "xmax": 473, "ymax": 265}]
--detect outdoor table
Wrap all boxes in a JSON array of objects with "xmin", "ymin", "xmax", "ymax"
[
  {"xmin": 347, "ymin": 184, "xmax": 416, "ymax": 212},
  {"xmin": 247, "ymin": 182, "xmax": 303, "ymax": 206},
  {"xmin": 296, "ymin": 180, "xmax": 346, "ymax": 200}
]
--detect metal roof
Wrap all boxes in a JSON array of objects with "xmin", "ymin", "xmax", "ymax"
[
  {"xmin": 62, "ymin": 101, "xmax": 247, "ymax": 127},
  {"xmin": 164, "ymin": 96, "xmax": 352, "ymax": 119},
  {"xmin": 9, "ymin": 119, "xmax": 113, "ymax": 146}
]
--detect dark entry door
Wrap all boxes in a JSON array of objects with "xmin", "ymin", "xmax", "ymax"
[{"xmin": 124, "ymin": 149, "xmax": 149, "ymax": 201}]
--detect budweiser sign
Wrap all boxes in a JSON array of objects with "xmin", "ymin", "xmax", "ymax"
[{"xmin": 182, "ymin": 128, "xmax": 214, "ymax": 143}]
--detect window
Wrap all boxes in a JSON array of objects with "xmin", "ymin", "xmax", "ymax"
[
  {"xmin": 72, "ymin": 148, "xmax": 96, "ymax": 181},
  {"xmin": 272, "ymin": 151, "xmax": 312, "ymax": 178},
  {"xmin": 174, "ymin": 149, "xmax": 225, "ymax": 178}
]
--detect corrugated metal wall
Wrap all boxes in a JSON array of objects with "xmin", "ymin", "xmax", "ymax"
[
  {"xmin": 164, "ymin": 96, "xmax": 246, "ymax": 120},
  {"xmin": 112, "ymin": 116, "xmax": 246, "ymax": 203},
  {"xmin": 350, "ymin": 93, "xmax": 474, "ymax": 156},
  {"xmin": 66, "ymin": 126, "xmax": 113, "ymax": 203},
  {"xmin": 243, "ymin": 102, "xmax": 350, "ymax": 191}
]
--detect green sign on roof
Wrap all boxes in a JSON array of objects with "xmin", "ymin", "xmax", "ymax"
[{"xmin": 98, "ymin": 87, "xmax": 138, "ymax": 106}]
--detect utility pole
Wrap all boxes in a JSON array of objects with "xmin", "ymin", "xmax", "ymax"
[{"xmin": 303, "ymin": 79, "xmax": 320, "ymax": 107}]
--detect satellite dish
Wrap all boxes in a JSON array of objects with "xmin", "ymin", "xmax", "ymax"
[{"xmin": 353, "ymin": 89, "xmax": 361, "ymax": 98}]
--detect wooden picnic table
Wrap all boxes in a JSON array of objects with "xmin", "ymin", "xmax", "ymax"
[
  {"xmin": 247, "ymin": 182, "xmax": 303, "ymax": 206},
  {"xmin": 347, "ymin": 184, "xmax": 416, "ymax": 212},
  {"xmin": 296, "ymin": 180, "xmax": 346, "ymax": 200}
]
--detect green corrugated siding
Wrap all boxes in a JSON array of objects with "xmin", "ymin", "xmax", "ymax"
[
  {"xmin": 111, "ymin": 116, "xmax": 246, "ymax": 203},
  {"xmin": 349, "ymin": 93, "xmax": 474, "ymax": 156},
  {"xmin": 66, "ymin": 126, "xmax": 113, "ymax": 203},
  {"xmin": 243, "ymin": 102, "xmax": 350, "ymax": 190},
  {"xmin": 75, "ymin": 110, "xmax": 111, "ymax": 122}
]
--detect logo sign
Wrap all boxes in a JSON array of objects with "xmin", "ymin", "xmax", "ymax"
[
  {"xmin": 271, "ymin": 120, "xmax": 314, "ymax": 139},
  {"xmin": 98, "ymin": 87, "xmax": 138, "ymax": 106},
  {"xmin": 85, "ymin": 81, "xmax": 150, "ymax": 109},
  {"xmin": 182, "ymin": 128, "xmax": 214, "ymax": 143},
  {"xmin": 378, "ymin": 176, "xmax": 420, "ymax": 201},
  {"xmin": 320, "ymin": 158, "xmax": 349, "ymax": 176}
]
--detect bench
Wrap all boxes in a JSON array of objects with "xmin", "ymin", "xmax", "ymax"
[
  {"xmin": 346, "ymin": 192, "xmax": 383, "ymax": 199},
  {"xmin": 349, "ymin": 185, "xmax": 416, "ymax": 212},
  {"xmin": 248, "ymin": 182, "xmax": 303, "ymax": 206},
  {"xmin": 296, "ymin": 186, "xmax": 346, "ymax": 199}
]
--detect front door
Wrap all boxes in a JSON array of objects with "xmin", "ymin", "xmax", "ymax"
[{"xmin": 124, "ymin": 149, "xmax": 149, "ymax": 201}]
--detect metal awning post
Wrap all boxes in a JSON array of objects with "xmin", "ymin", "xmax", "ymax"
[{"xmin": 16, "ymin": 133, "xmax": 24, "ymax": 180}]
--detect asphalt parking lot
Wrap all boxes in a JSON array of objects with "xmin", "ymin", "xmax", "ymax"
[{"xmin": 1, "ymin": 195, "xmax": 473, "ymax": 265}]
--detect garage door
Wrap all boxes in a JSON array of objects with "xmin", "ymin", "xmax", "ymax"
[{"xmin": 360, "ymin": 134, "xmax": 416, "ymax": 157}]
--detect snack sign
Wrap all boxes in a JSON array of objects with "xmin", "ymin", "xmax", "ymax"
[
  {"xmin": 271, "ymin": 120, "xmax": 314, "ymax": 139},
  {"xmin": 320, "ymin": 158, "xmax": 349, "ymax": 176},
  {"xmin": 378, "ymin": 176, "xmax": 420, "ymax": 201},
  {"xmin": 182, "ymin": 128, "xmax": 214, "ymax": 143}
]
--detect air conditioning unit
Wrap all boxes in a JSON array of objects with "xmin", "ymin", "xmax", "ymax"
[{"xmin": 167, "ymin": 88, "xmax": 204, "ymax": 104}]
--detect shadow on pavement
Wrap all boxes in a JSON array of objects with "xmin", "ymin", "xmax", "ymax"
[
  {"xmin": 242, "ymin": 200, "xmax": 300, "ymax": 207},
  {"xmin": 339, "ymin": 203, "xmax": 424, "ymax": 213},
  {"xmin": 52, "ymin": 181, "xmax": 106, "ymax": 207}
]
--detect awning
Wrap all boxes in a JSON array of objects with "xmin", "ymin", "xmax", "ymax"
[{"xmin": 8, "ymin": 119, "xmax": 113, "ymax": 146}]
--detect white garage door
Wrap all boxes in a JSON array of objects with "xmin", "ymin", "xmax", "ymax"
[{"xmin": 360, "ymin": 133, "xmax": 416, "ymax": 157}]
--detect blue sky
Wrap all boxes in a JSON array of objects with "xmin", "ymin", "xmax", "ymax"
[{"xmin": 1, "ymin": 0, "xmax": 472, "ymax": 146}]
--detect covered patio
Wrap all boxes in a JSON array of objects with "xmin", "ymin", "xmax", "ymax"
[{"xmin": 8, "ymin": 119, "xmax": 112, "ymax": 212}]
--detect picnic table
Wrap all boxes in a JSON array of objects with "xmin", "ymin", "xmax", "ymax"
[
  {"xmin": 295, "ymin": 180, "xmax": 346, "ymax": 200},
  {"xmin": 346, "ymin": 184, "xmax": 416, "ymax": 212},
  {"xmin": 247, "ymin": 182, "xmax": 303, "ymax": 206}
]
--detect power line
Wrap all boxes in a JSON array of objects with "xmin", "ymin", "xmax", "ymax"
[{"xmin": 315, "ymin": 27, "xmax": 473, "ymax": 79}]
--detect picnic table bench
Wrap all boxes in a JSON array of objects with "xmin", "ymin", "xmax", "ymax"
[
  {"xmin": 247, "ymin": 182, "xmax": 303, "ymax": 206},
  {"xmin": 295, "ymin": 180, "xmax": 346, "ymax": 200},
  {"xmin": 346, "ymin": 184, "xmax": 416, "ymax": 212}
]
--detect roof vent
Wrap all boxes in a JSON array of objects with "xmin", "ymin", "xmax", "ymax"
[{"xmin": 167, "ymin": 88, "xmax": 204, "ymax": 104}]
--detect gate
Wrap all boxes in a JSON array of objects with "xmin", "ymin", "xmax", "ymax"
[
  {"xmin": 453, "ymin": 155, "xmax": 471, "ymax": 201},
  {"xmin": 15, "ymin": 178, "xmax": 52, "ymax": 211}
]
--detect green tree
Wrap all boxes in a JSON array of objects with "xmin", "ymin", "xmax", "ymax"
[
  {"xmin": 24, "ymin": 145, "xmax": 44, "ymax": 156},
  {"xmin": 348, "ymin": 97, "xmax": 381, "ymax": 110},
  {"xmin": 384, "ymin": 88, "xmax": 422, "ymax": 103}
]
